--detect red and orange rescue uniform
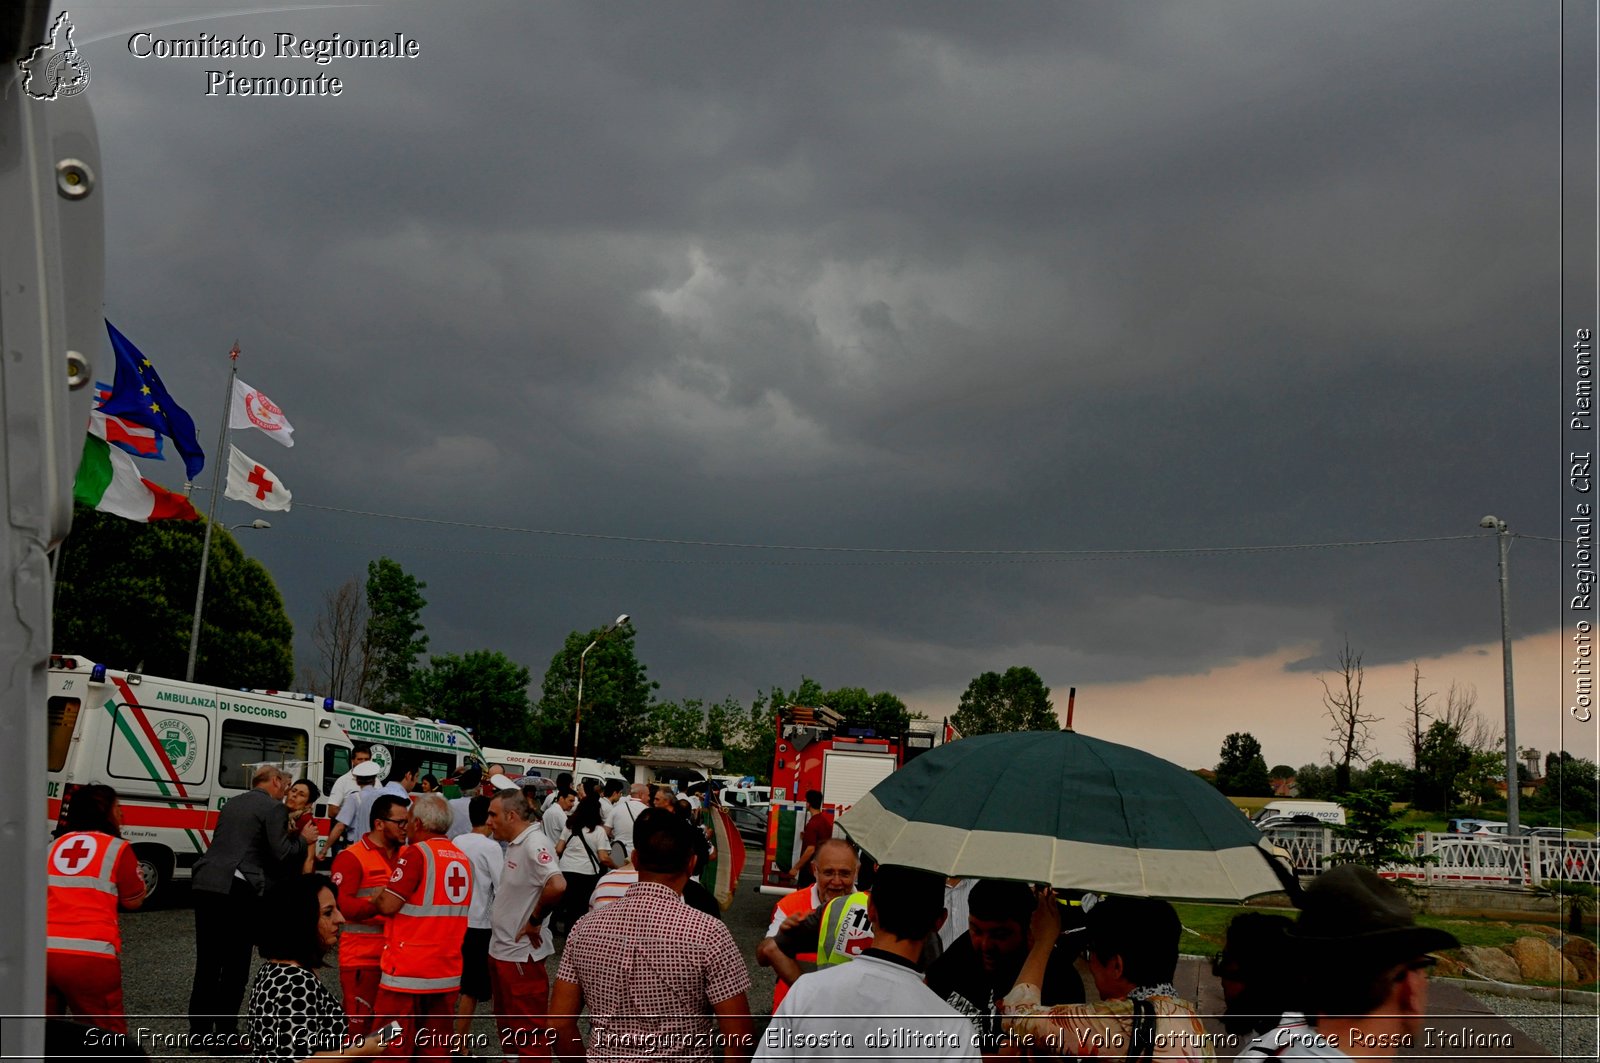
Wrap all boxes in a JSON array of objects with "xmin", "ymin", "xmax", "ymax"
[
  {"xmin": 767, "ymin": 884, "xmax": 820, "ymax": 1008},
  {"xmin": 330, "ymin": 836, "xmax": 399, "ymax": 1036},
  {"xmin": 46, "ymin": 830, "xmax": 145, "ymax": 1034},
  {"xmin": 373, "ymin": 835, "xmax": 472, "ymax": 1062}
]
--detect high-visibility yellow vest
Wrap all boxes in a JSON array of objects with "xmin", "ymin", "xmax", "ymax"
[{"xmin": 815, "ymin": 890, "xmax": 872, "ymax": 966}]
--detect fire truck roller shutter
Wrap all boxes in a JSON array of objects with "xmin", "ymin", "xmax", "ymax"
[{"xmin": 821, "ymin": 752, "xmax": 897, "ymax": 811}]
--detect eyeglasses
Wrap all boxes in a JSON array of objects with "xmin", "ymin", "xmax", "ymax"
[{"xmin": 382, "ymin": 818, "xmax": 410, "ymax": 826}]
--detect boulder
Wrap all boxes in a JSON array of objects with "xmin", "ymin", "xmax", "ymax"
[
  {"xmin": 1432, "ymin": 953, "xmax": 1467, "ymax": 979},
  {"xmin": 1509, "ymin": 936, "xmax": 1578, "ymax": 983},
  {"xmin": 1561, "ymin": 936, "xmax": 1598, "ymax": 983},
  {"xmin": 1459, "ymin": 945, "xmax": 1521, "ymax": 983}
]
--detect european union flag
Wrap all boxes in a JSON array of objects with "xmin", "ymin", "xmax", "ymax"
[{"xmin": 98, "ymin": 321, "xmax": 205, "ymax": 480}]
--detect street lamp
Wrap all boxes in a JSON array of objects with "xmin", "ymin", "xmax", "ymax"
[
  {"xmin": 1479, "ymin": 515, "xmax": 1519, "ymax": 834},
  {"xmin": 185, "ymin": 519, "xmax": 273, "ymax": 680},
  {"xmin": 573, "ymin": 613, "xmax": 630, "ymax": 773}
]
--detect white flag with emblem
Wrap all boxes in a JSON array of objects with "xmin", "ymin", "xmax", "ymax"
[
  {"xmin": 229, "ymin": 378, "xmax": 295, "ymax": 446},
  {"xmin": 224, "ymin": 444, "xmax": 292, "ymax": 512}
]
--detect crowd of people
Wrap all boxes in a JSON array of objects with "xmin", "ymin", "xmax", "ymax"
[{"xmin": 47, "ymin": 762, "xmax": 1464, "ymax": 1063}]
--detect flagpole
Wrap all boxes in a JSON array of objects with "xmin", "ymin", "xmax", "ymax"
[{"xmin": 185, "ymin": 343, "xmax": 239, "ymax": 682}]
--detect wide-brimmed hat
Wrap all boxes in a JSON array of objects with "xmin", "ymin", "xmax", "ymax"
[{"xmin": 1287, "ymin": 864, "xmax": 1458, "ymax": 964}]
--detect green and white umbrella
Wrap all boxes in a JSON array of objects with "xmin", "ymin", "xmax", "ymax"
[{"xmin": 837, "ymin": 730, "xmax": 1289, "ymax": 901}]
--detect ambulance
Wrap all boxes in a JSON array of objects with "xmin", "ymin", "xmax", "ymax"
[
  {"xmin": 478, "ymin": 746, "xmax": 625, "ymax": 787},
  {"xmin": 46, "ymin": 655, "xmax": 484, "ymax": 900}
]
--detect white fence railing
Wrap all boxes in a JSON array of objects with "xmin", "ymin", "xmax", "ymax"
[{"xmin": 1260, "ymin": 827, "xmax": 1600, "ymax": 889}]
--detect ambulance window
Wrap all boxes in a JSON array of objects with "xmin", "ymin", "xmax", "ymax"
[
  {"xmin": 107, "ymin": 706, "xmax": 210, "ymax": 787},
  {"xmin": 48, "ymin": 697, "xmax": 81, "ymax": 773},
  {"xmin": 219, "ymin": 720, "xmax": 308, "ymax": 790}
]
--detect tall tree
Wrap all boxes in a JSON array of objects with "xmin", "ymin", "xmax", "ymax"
[
  {"xmin": 363, "ymin": 557, "xmax": 428, "ymax": 713},
  {"xmin": 1215, "ymin": 732, "xmax": 1272, "ymax": 796},
  {"xmin": 532, "ymin": 624, "xmax": 658, "ymax": 760},
  {"xmin": 822, "ymin": 685, "xmax": 914, "ymax": 737},
  {"xmin": 310, "ymin": 577, "xmax": 369, "ymax": 701},
  {"xmin": 412, "ymin": 650, "xmax": 533, "ymax": 748},
  {"xmin": 646, "ymin": 697, "xmax": 711, "ymax": 748},
  {"xmin": 951, "ymin": 666, "xmax": 1058, "ymax": 737},
  {"xmin": 1319, "ymin": 639, "xmax": 1378, "ymax": 792},
  {"xmin": 1402, "ymin": 661, "xmax": 1434, "ymax": 782},
  {"xmin": 54, "ymin": 505, "xmax": 293, "ymax": 687}
]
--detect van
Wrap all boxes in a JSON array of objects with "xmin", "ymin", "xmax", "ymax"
[
  {"xmin": 1250, "ymin": 800, "xmax": 1345, "ymax": 828},
  {"xmin": 478, "ymin": 747, "xmax": 625, "ymax": 789},
  {"xmin": 47, "ymin": 655, "xmax": 357, "ymax": 901}
]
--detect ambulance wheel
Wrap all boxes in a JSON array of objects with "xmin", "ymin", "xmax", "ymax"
[{"xmin": 132, "ymin": 845, "xmax": 172, "ymax": 904}]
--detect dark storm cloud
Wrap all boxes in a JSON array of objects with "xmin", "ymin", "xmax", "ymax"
[{"xmin": 69, "ymin": 1, "xmax": 1563, "ymax": 756}]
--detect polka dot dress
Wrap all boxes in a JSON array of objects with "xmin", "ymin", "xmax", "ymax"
[{"xmin": 247, "ymin": 961, "xmax": 349, "ymax": 1063}]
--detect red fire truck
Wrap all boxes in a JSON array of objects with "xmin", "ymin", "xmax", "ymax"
[{"xmin": 759, "ymin": 703, "xmax": 936, "ymax": 893}]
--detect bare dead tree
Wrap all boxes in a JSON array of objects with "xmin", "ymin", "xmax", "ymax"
[
  {"xmin": 1319, "ymin": 639, "xmax": 1379, "ymax": 792},
  {"xmin": 1402, "ymin": 661, "xmax": 1435, "ymax": 773},
  {"xmin": 311, "ymin": 578, "xmax": 369, "ymax": 702},
  {"xmin": 1437, "ymin": 681, "xmax": 1499, "ymax": 752}
]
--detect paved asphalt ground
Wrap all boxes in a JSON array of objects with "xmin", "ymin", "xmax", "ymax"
[{"xmin": 112, "ymin": 839, "xmax": 1591, "ymax": 1061}]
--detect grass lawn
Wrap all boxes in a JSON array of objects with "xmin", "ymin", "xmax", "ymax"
[{"xmin": 1172, "ymin": 901, "xmax": 1579, "ymax": 955}]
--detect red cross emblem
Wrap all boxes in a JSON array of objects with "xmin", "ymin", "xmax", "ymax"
[
  {"xmin": 53, "ymin": 835, "xmax": 98, "ymax": 875},
  {"xmin": 443, "ymin": 861, "xmax": 469, "ymax": 903},
  {"xmin": 246, "ymin": 465, "xmax": 274, "ymax": 501}
]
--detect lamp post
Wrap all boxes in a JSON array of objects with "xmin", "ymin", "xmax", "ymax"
[
  {"xmin": 573, "ymin": 613, "xmax": 630, "ymax": 773},
  {"xmin": 1479, "ymin": 515, "xmax": 1519, "ymax": 834},
  {"xmin": 185, "ymin": 518, "xmax": 271, "ymax": 681}
]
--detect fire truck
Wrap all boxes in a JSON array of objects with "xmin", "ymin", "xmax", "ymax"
[{"xmin": 758, "ymin": 703, "xmax": 936, "ymax": 893}]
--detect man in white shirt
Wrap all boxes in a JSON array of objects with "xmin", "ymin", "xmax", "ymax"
[
  {"xmin": 488, "ymin": 787, "xmax": 566, "ymax": 1061},
  {"xmin": 755, "ymin": 863, "xmax": 978, "ymax": 1061},
  {"xmin": 453, "ymin": 794, "xmax": 504, "ymax": 1049},
  {"xmin": 540, "ymin": 772, "xmax": 574, "ymax": 812},
  {"xmin": 325, "ymin": 748, "xmax": 371, "ymax": 824},
  {"xmin": 609, "ymin": 783, "xmax": 649, "ymax": 858},
  {"xmin": 446, "ymin": 765, "xmax": 483, "ymax": 839},
  {"xmin": 321, "ymin": 759, "xmax": 383, "ymax": 854},
  {"xmin": 542, "ymin": 787, "xmax": 575, "ymax": 845}
]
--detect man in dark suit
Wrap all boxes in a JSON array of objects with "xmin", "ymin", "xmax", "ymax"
[{"xmin": 187, "ymin": 764, "xmax": 316, "ymax": 1042}]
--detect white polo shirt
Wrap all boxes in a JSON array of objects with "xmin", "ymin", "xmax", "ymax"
[{"xmin": 488, "ymin": 821, "xmax": 562, "ymax": 963}]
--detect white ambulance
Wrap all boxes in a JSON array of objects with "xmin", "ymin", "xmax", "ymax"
[
  {"xmin": 46, "ymin": 655, "xmax": 485, "ymax": 900},
  {"xmin": 478, "ymin": 746, "xmax": 625, "ymax": 787}
]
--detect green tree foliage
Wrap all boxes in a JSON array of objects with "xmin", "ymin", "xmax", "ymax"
[
  {"xmin": 723, "ymin": 693, "xmax": 778, "ymax": 780},
  {"xmin": 1327, "ymin": 789, "xmax": 1426, "ymax": 869},
  {"xmin": 54, "ymin": 505, "xmax": 293, "ymax": 687},
  {"xmin": 646, "ymin": 698, "xmax": 712, "ymax": 748},
  {"xmin": 1538, "ymin": 752, "xmax": 1600, "ymax": 822},
  {"xmin": 951, "ymin": 666, "xmax": 1058, "ymax": 737},
  {"xmin": 532, "ymin": 625, "xmax": 658, "ymax": 761},
  {"xmin": 1215, "ymin": 732, "xmax": 1272, "ymax": 796},
  {"xmin": 412, "ymin": 650, "xmax": 533, "ymax": 748},
  {"xmin": 1292, "ymin": 763, "xmax": 1338, "ymax": 800},
  {"xmin": 1359, "ymin": 759, "xmax": 1415, "ymax": 802},
  {"xmin": 1269, "ymin": 764, "xmax": 1296, "ymax": 780},
  {"xmin": 363, "ymin": 557, "xmax": 428, "ymax": 712},
  {"xmin": 1414, "ymin": 720, "xmax": 1472, "ymax": 811},
  {"xmin": 822, "ymin": 685, "xmax": 913, "ymax": 737}
]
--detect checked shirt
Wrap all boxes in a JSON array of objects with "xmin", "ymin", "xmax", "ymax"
[{"xmin": 555, "ymin": 881, "xmax": 750, "ymax": 1062}]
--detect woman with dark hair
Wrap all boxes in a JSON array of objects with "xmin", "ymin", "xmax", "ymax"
[
  {"xmin": 46, "ymin": 784, "xmax": 145, "ymax": 1034},
  {"xmin": 554, "ymin": 794, "xmax": 614, "ymax": 931},
  {"xmin": 246, "ymin": 874, "xmax": 389, "ymax": 1062},
  {"xmin": 283, "ymin": 780, "xmax": 322, "ymax": 876},
  {"xmin": 417, "ymin": 774, "xmax": 439, "ymax": 794}
]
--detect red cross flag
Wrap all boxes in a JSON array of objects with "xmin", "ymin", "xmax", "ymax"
[{"xmin": 224, "ymin": 444, "xmax": 293, "ymax": 512}]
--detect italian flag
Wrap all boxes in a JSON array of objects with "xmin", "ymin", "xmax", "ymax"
[{"xmin": 73, "ymin": 413, "xmax": 200, "ymax": 522}]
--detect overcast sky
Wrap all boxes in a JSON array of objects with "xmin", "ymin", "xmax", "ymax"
[{"xmin": 62, "ymin": 0, "xmax": 1588, "ymax": 769}]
